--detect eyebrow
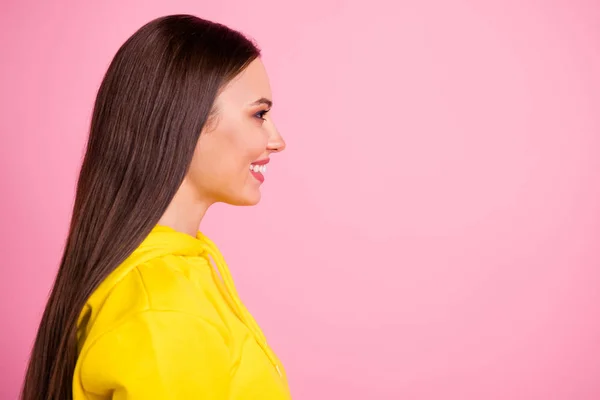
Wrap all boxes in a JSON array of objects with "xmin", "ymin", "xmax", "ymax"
[{"xmin": 250, "ymin": 97, "xmax": 273, "ymax": 108}]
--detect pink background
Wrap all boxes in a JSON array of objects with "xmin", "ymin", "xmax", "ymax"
[{"xmin": 1, "ymin": 1, "xmax": 599, "ymax": 399}]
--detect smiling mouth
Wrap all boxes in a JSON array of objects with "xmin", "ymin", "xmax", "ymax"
[{"xmin": 249, "ymin": 161, "xmax": 268, "ymax": 183}]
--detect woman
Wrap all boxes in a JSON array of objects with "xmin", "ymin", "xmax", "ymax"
[{"xmin": 21, "ymin": 14, "xmax": 289, "ymax": 400}]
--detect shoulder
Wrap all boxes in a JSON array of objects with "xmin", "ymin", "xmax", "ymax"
[
  {"xmin": 80, "ymin": 254, "xmax": 225, "ymax": 348},
  {"xmin": 77, "ymin": 256, "xmax": 232, "ymax": 393},
  {"xmin": 83, "ymin": 254, "xmax": 195, "ymax": 323}
]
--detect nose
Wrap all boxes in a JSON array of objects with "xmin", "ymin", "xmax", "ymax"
[{"xmin": 267, "ymin": 124, "xmax": 286, "ymax": 153}]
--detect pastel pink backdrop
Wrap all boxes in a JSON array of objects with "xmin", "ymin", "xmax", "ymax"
[{"xmin": 1, "ymin": 1, "xmax": 599, "ymax": 399}]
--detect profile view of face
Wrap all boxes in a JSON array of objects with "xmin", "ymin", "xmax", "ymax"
[{"xmin": 184, "ymin": 58, "xmax": 286, "ymax": 207}]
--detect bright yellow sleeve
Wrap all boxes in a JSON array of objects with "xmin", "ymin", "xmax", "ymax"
[{"xmin": 79, "ymin": 310, "xmax": 231, "ymax": 399}]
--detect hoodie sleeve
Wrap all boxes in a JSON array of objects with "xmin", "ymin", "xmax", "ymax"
[{"xmin": 78, "ymin": 309, "xmax": 231, "ymax": 399}]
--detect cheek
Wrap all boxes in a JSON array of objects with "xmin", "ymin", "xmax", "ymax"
[
  {"xmin": 188, "ymin": 138, "xmax": 226, "ymax": 184},
  {"xmin": 244, "ymin": 129, "xmax": 269, "ymax": 158},
  {"xmin": 197, "ymin": 123, "xmax": 267, "ymax": 180}
]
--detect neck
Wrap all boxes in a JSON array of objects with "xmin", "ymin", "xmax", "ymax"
[{"xmin": 158, "ymin": 179, "xmax": 212, "ymax": 237}]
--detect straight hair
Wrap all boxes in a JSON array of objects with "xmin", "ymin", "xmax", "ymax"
[{"xmin": 21, "ymin": 14, "xmax": 260, "ymax": 400}]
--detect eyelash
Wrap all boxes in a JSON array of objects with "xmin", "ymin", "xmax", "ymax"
[{"xmin": 255, "ymin": 109, "xmax": 270, "ymax": 121}]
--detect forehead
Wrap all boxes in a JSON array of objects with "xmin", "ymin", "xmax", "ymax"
[{"xmin": 217, "ymin": 58, "xmax": 272, "ymax": 106}]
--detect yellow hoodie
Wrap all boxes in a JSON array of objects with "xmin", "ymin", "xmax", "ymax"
[{"xmin": 73, "ymin": 225, "xmax": 290, "ymax": 399}]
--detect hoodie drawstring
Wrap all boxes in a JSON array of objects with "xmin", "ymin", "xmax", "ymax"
[{"xmin": 198, "ymin": 233, "xmax": 281, "ymax": 377}]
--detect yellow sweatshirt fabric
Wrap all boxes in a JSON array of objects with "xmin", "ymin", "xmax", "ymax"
[{"xmin": 73, "ymin": 225, "xmax": 290, "ymax": 399}]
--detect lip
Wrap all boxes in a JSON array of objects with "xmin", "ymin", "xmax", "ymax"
[
  {"xmin": 250, "ymin": 158, "xmax": 270, "ymax": 166},
  {"xmin": 250, "ymin": 169, "xmax": 265, "ymax": 183}
]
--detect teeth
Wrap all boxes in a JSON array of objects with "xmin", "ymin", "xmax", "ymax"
[{"xmin": 250, "ymin": 164, "xmax": 266, "ymax": 173}]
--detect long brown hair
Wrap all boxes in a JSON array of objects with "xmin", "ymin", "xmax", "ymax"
[{"xmin": 21, "ymin": 14, "xmax": 260, "ymax": 400}]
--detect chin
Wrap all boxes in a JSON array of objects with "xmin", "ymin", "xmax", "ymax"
[{"xmin": 226, "ymin": 190, "xmax": 261, "ymax": 207}]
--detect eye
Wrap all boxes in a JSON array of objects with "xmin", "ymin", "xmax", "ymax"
[{"xmin": 254, "ymin": 109, "xmax": 270, "ymax": 121}]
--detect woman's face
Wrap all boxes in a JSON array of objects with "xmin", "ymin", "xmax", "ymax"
[{"xmin": 185, "ymin": 58, "xmax": 286, "ymax": 206}]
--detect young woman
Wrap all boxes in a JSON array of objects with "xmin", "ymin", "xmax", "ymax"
[{"xmin": 21, "ymin": 14, "xmax": 289, "ymax": 400}]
